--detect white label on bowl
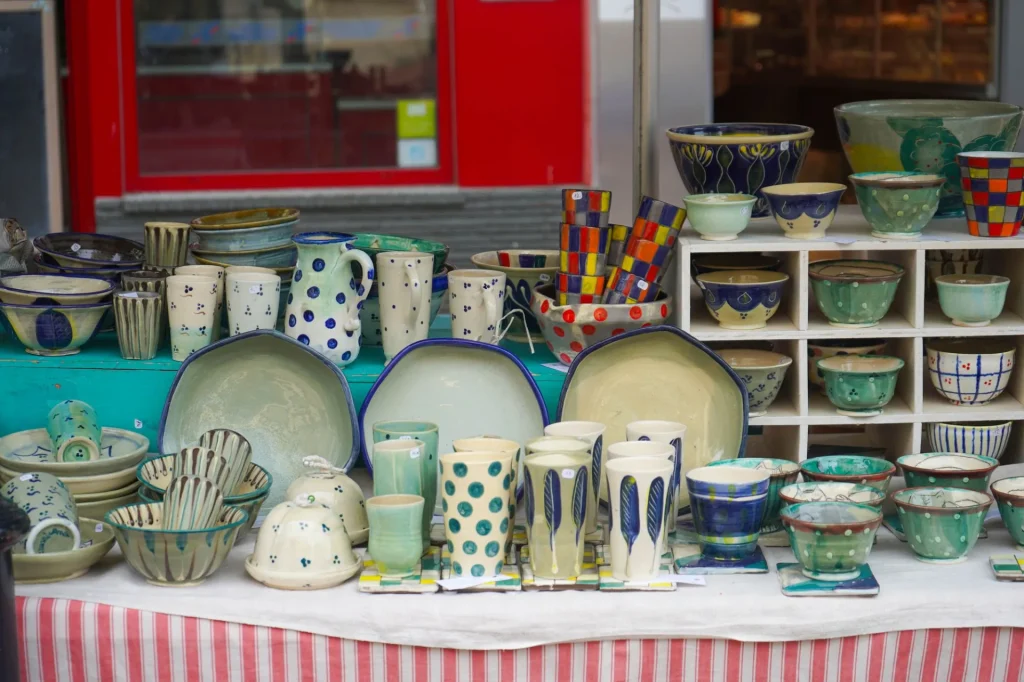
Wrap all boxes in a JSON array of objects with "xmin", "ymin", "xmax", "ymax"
[
  {"xmin": 95, "ymin": 523, "xmax": 104, "ymax": 533},
  {"xmin": 410, "ymin": 448, "xmax": 421, "ymax": 459},
  {"xmin": 398, "ymin": 435, "xmax": 414, "ymax": 440},
  {"xmin": 561, "ymin": 468, "xmax": 575, "ymax": 479},
  {"xmin": 780, "ymin": 141, "xmax": 790, "ymax": 151},
  {"xmin": 70, "ymin": 243, "xmax": 81, "ymax": 252},
  {"xmin": 121, "ymin": 292, "xmax": 138, "ymax": 299},
  {"xmin": 134, "ymin": 419, "xmax": 143, "ymax": 429},
  {"xmin": 637, "ymin": 280, "xmax": 649, "ymax": 291},
  {"xmin": 539, "ymin": 274, "xmax": 551, "ymax": 282},
  {"xmin": 112, "ymin": 254, "xmax": 122, "ymax": 262},
  {"xmin": 571, "ymin": 191, "xmax": 583, "ymax": 200},
  {"xmin": 249, "ymin": 285, "xmax": 261, "ymax": 294},
  {"xmin": 19, "ymin": 473, "xmax": 33, "ymax": 481}
]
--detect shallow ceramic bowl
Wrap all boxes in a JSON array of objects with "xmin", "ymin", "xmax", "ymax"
[
  {"xmin": 761, "ymin": 182, "xmax": 847, "ymax": 240},
  {"xmin": 896, "ymin": 453, "xmax": 999, "ymax": 492},
  {"xmin": 809, "ymin": 259, "xmax": 904, "ymax": 327},
  {"xmin": 717, "ymin": 349, "xmax": 793, "ymax": 417},
  {"xmin": 530, "ymin": 283, "xmax": 673, "ymax": 365},
  {"xmin": 0, "ymin": 426, "xmax": 149, "ymax": 477},
  {"xmin": 849, "ymin": 172, "xmax": 944, "ymax": 239},
  {"xmin": 991, "ymin": 477, "xmax": 1024, "ymax": 550},
  {"xmin": 190, "ymin": 243, "xmax": 298, "ymax": 268},
  {"xmin": 75, "ymin": 480, "xmax": 139, "ymax": 502},
  {"xmin": 0, "ymin": 274, "xmax": 115, "ymax": 305},
  {"xmin": 354, "ymin": 233, "xmax": 449, "ymax": 276},
  {"xmin": 926, "ymin": 338, "xmax": 1015, "ymax": 406},
  {"xmin": 471, "ymin": 250, "xmax": 559, "ymax": 342},
  {"xmin": 695, "ymin": 270, "xmax": 789, "ymax": 330},
  {"xmin": 12, "ymin": 519, "xmax": 115, "ymax": 584},
  {"xmin": 192, "ymin": 253, "xmax": 295, "ymax": 280},
  {"xmin": 4, "ymin": 466, "xmax": 139, "ymax": 496},
  {"xmin": 778, "ymin": 482, "xmax": 885, "ymax": 509},
  {"xmin": 137, "ymin": 455, "xmax": 271, "ymax": 503},
  {"xmin": 106, "ymin": 503, "xmax": 248, "ymax": 586},
  {"xmin": 190, "ymin": 208, "xmax": 299, "ymax": 252},
  {"xmin": 935, "ymin": 274, "xmax": 1008, "ymax": 327},
  {"xmin": 137, "ymin": 485, "xmax": 267, "ymax": 542},
  {"xmin": 360, "ymin": 265, "xmax": 451, "ymax": 346},
  {"xmin": 706, "ymin": 457, "xmax": 799, "ymax": 534},
  {"xmin": 781, "ymin": 502, "xmax": 881, "ymax": 581},
  {"xmin": 32, "ymin": 256, "xmax": 136, "ymax": 283},
  {"xmin": 667, "ymin": 123, "xmax": 814, "ymax": 216},
  {"xmin": 0, "ymin": 301, "xmax": 111, "ymax": 356},
  {"xmin": 34, "ymin": 234, "xmax": 145, "ymax": 269},
  {"xmin": 682, "ymin": 193, "xmax": 757, "ymax": 241},
  {"xmin": 891, "ymin": 487, "xmax": 992, "ymax": 564},
  {"xmin": 690, "ymin": 253, "xmax": 781, "ymax": 281},
  {"xmin": 76, "ymin": 491, "xmax": 141, "ymax": 520},
  {"xmin": 926, "ymin": 421, "xmax": 1012, "ymax": 459},
  {"xmin": 799, "ymin": 455, "xmax": 896, "ymax": 492},
  {"xmin": 834, "ymin": 99, "xmax": 1023, "ymax": 216},
  {"xmin": 807, "ymin": 339, "xmax": 886, "ymax": 391},
  {"xmin": 817, "ymin": 355, "xmax": 904, "ymax": 417}
]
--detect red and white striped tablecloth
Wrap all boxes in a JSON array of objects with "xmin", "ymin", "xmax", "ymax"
[{"xmin": 16, "ymin": 597, "xmax": 1024, "ymax": 682}]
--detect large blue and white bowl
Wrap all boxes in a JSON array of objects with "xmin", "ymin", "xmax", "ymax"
[
  {"xmin": 926, "ymin": 339, "xmax": 1015, "ymax": 406},
  {"xmin": 0, "ymin": 301, "xmax": 110, "ymax": 356},
  {"xmin": 927, "ymin": 421, "xmax": 1013, "ymax": 460}
]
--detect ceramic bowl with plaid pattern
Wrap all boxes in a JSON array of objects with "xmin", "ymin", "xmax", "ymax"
[
  {"xmin": 957, "ymin": 151, "xmax": 1024, "ymax": 237},
  {"xmin": 926, "ymin": 338, "xmax": 1016, "ymax": 406}
]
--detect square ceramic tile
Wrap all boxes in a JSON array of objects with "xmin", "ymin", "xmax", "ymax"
[
  {"xmin": 439, "ymin": 547, "xmax": 521, "ymax": 592},
  {"xmin": 776, "ymin": 562, "xmax": 879, "ymax": 597},
  {"xmin": 595, "ymin": 544, "xmax": 676, "ymax": 591},
  {"xmin": 520, "ymin": 544, "xmax": 599, "ymax": 590},
  {"xmin": 358, "ymin": 547, "xmax": 441, "ymax": 594},
  {"xmin": 673, "ymin": 544, "xmax": 769, "ymax": 574},
  {"xmin": 990, "ymin": 554, "xmax": 1024, "ymax": 581}
]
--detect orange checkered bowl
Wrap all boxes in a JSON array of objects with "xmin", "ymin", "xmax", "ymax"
[{"xmin": 957, "ymin": 152, "xmax": 1024, "ymax": 238}]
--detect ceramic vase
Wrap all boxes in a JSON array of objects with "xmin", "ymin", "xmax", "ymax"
[
  {"xmin": 285, "ymin": 232, "xmax": 374, "ymax": 366},
  {"xmin": 686, "ymin": 465, "xmax": 769, "ymax": 561},
  {"xmin": 625, "ymin": 420, "xmax": 686, "ymax": 530},
  {"xmin": 371, "ymin": 439, "xmax": 431, "ymax": 551},
  {"xmin": 162, "ymin": 475, "xmax": 225, "ymax": 531},
  {"xmin": 605, "ymin": 457, "xmax": 673, "ymax": 582},
  {"xmin": 122, "ymin": 269, "xmax": 169, "ymax": 341},
  {"xmin": 197, "ymin": 429, "xmax": 253, "ymax": 495},
  {"xmin": 371, "ymin": 420, "xmax": 439, "ymax": 519},
  {"xmin": 144, "ymin": 221, "xmax": 191, "ymax": 268},
  {"xmin": 367, "ymin": 494, "xmax": 424, "ymax": 578},
  {"xmin": 448, "ymin": 270, "xmax": 508, "ymax": 344},
  {"xmin": 113, "ymin": 291, "xmax": 162, "ymax": 360},
  {"xmin": 226, "ymin": 271, "xmax": 281, "ymax": 336},
  {"xmin": 375, "ymin": 251, "xmax": 434, "ymax": 361},
  {"xmin": 523, "ymin": 452, "xmax": 591, "ymax": 579},
  {"xmin": 544, "ymin": 421, "xmax": 606, "ymax": 534},
  {"xmin": 46, "ymin": 399, "xmax": 101, "ymax": 463},
  {"xmin": 165, "ymin": 274, "xmax": 219, "ymax": 361},
  {"xmin": 439, "ymin": 451, "xmax": 514, "ymax": 578},
  {"xmin": 1, "ymin": 472, "xmax": 80, "ymax": 554},
  {"xmin": 175, "ymin": 265, "xmax": 225, "ymax": 340},
  {"xmin": 451, "ymin": 437, "xmax": 521, "ymax": 554}
]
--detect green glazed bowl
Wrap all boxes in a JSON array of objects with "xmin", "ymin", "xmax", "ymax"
[
  {"xmin": 892, "ymin": 487, "xmax": 992, "ymax": 564},
  {"xmin": 991, "ymin": 477, "xmax": 1024, "ymax": 550},
  {"xmin": 780, "ymin": 501, "xmax": 882, "ymax": 581},
  {"xmin": 849, "ymin": 172, "xmax": 945, "ymax": 239},
  {"xmin": 683, "ymin": 193, "xmax": 757, "ymax": 241},
  {"xmin": 935, "ymin": 274, "xmax": 1009, "ymax": 327},
  {"xmin": 817, "ymin": 355, "xmax": 905, "ymax": 417},
  {"xmin": 707, "ymin": 458, "xmax": 799, "ymax": 533},
  {"xmin": 896, "ymin": 453, "xmax": 998, "ymax": 492},
  {"xmin": 809, "ymin": 259, "xmax": 904, "ymax": 328},
  {"xmin": 778, "ymin": 482, "xmax": 885, "ymax": 509},
  {"xmin": 799, "ymin": 455, "xmax": 896, "ymax": 492}
]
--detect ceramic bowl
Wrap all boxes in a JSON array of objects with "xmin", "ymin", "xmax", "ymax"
[
  {"xmin": 849, "ymin": 172, "xmax": 945, "ymax": 239},
  {"xmin": 106, "ymin": 503, "xmax": 248, "ymax": 586},
  {"xmin": 2, "ymin": 465, "xmax": 138, "ymax": 496},
  {"xmin": 891, "ymin": 487, "xmax": 992, "ymax": 564},
  {"xmin": 780, "ymin": 501, "xmax": 881, "ymax": 581},
  {"xmin": 354, "ymin": 233, "xmax": 449, "ymax": 276},
  {"xmin": 991, "ymin": 477, "xmax": 1024, "ymax": 550},
  {"xmin": 817, "ymin": 355, "xmax": 904, "ymax": 417},
  {"xmin": 926, "ymin": 338, "xmax": 1015, "ymax": 406},
  {"xmin": 0, "ymin": 274, "xmax": 115, "ymax": 305},
  {"xmin": 471, "ymin": 250, "xmax": 559, "ymax": 342},
  {"xmin": 934, "ymin": 274, "xmax": 1009, "ymax": 327},
  {"xmin": 137, "ymin": 484, "xmax": 265, "ymax": 541},
  {"xmin": 0, "ymin": 426, "xmax": 149, "ymax": 477},
  {"xmin": 360, "ymin": 264, "xmax": 450, "ymax": 347},
  {"xmin": 717, "ymin": 349, "xmax": 792, "ymax": 417},
  {"xmin": 75, "ymin": 480, "xmax": 139, "ymax": 502},
  {"xmin": 778, "ymin": 482, "xmax": 885, "ymax": 509},
  {"xmin": 285, "ymin": 469, "xmax": 369, "ymax": 544},
  {"xmin": 190, "ymin": 243, "xmax": 298, "ymax": 268},
  {"xmin": 686, "ymin": 465, "xmax": 770, "ymax": 560},
  {"xmin": 926, "ymin": 252, "xmax": 983, "ymax": 297},
  {"xmin": 136, "ymin": 456, "xmax": 272, "ymax": 503},
  {"xmin": 760, "ymin": 182, "xmax": 847, "ymax": 240},
  {"xmin": 808, "ymin": 259, "xmax": 904, "ymax": 327},
  {"xmin": 0, "ymin": 301, "xmax": 111, "ymax": 356},
  {"xmin": 807, "ymin": 339, "xmax": 886, "ymax": 392},
  {"xmin": 31, "ymin": 255, "xmax": 136, "ymax": 283},
  {"xmin": 896, "ymin": 453, "xmax": 999, "ymax": 492},
  {"xmin": 34, "ymin": 234, "xmax": 145, "ymax": 269},
  {"xmin": 799, "ymin": 455, "xmax": 896, "ymax": 492},
  {"xmin": 690, "ymin": 253, "xmax": 781, "ymax": 281},
  {"xmin": 706, "ymin": 458, "xmax": 799, "ymax": 534},
  {"xmin": 530, "ymin": 283, "xmax": 672, "ymax": 365},
  {"xmin": 695, "ymin": 270, "xmax": 789, "ymax": 330},
  {"xmin": 12, "ymin": 518, "xmax": 115, "ymax": 584},
  {"xmin": 76, "ymin": 491, "xmax": 141, "ymax": 520},
  {"xmin": 682, "ymin": 193, "xmax": 757, "ymax": 241},
  {"xmin": 806, "ymin": 445, "xmax": 888, "ymax": 459},
  {"xmin": 834, "ymin": 99, "xmax": 1023, "ymax": 216},
  {"xmin": 926, "ymin": 421, "xmax": 1012, "ymax": 459},
  {"xmin": 667, "ymin": 123, "xmax": 814, "ymax": 216},
  {"xmin": 190, "ymin": 208, "xmax": 299, "ymax": 252}
]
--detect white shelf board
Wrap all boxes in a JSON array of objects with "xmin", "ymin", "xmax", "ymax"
[
  {"xmin": 922, "ymin": 305, "xmax": 1024, "ymax": 337},
  {"xmin": 806, "ymin": 308, "xmax": 915, "ymax": 339},
  {"xmin": 806, "ymin": 392, "xmax": 915, "ymax": 426},
  {"xmin": 920, "ymin": 385, "xmax": 1024, "ymax": 421},
  {"xmin": 748, "ymin": 395, "xmax": 800, "ymax": 426}
]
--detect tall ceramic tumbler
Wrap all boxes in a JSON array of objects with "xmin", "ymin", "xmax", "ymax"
[
  {"xmin": 175, "ymin": 265, "xmax": 225, "ymax": 341},
  {"xmin": 523, "ymin": 452, "xmax": 591, "ymax": 579},
  {"xmin": 122, "ymin": 270, "xmax": 169, "ymax": 343},
  {"xmin": 166, "ymin": 274, "xmax": 219, "ymax": 361},
  {"xmin": 372, "ymin": 421, "xmax": 439, "ymax": 520},
  {"xmin": 113, "ymin": 291, "xmax": 163, "ymax": 361},
  {"xmin": 448, "ymin": 270, "xmax": 508, "ymax": 344},
  {"xmin": 686, "ymin": 466, "xmax": 769, "ymax": 562},
  {"xmin": 376, "ymin": 251, "xmax": 434, "ymax": 361},
  {"xmin": 605, "ymin": 457, "xmax": 673, "ymax": 582},
  {"xmin": 452, "ymin": 437, "xmax": 521, "ymax": 555},
  {"xmin": 372, "ymin": 438, "xmax": 431, "ymax": 551},
  {"xmin": 144, "ymin": 221, "xmax": 191, "ymax": 268},
  {"xmin": 46, "ymin": 400, "xmax": 101, "ymax": 462},
  {"xmin": 440, "ymin": 451, "xmax": 513, "ymax": 578},
  {"xmin": 544, "ymin": 421, "xmax": 606, "ymax": 534},
  {"xmin": 626, "ymin": 420, "xmax": 687, "ymax": 532},
  {"xmin": 226, "ymin": 271, "xmax": 281, "ymax": 335},
  {"xmin": 367, "ymin": 494, "xmax": 425, "ymax": 578}
]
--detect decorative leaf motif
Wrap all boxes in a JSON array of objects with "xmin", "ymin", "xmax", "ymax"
[
  {"xmin": 524, "ymin": 467, "xmax": 535, "ymax": 529},
  {"xmin": 590, "ymin": 435, "xmax": 603, "ymax": 500},
  {"xmin": 646, "ymin": 477, "xmax": 665, "ymax": 546},
  {"xmin": 543, "ymin": 469, "xmax": 562, "ymax": 574},
  {"xmin": 572, "ymin": 466, "xmax": 588, "ymax": 545},
  {"xmin": 619, "ymin": 475, "xmax": 640, "ymax": 557}
]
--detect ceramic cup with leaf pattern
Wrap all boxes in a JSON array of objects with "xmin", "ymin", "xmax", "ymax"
[
  {"xmin": 605, "ymin": 457, "xmax": 673, "ymax": 582},
  {"xmin": 522, "ymin": 452, "xmax": 590, "ymax": 580}
]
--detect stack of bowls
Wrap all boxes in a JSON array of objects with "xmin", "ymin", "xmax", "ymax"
[
  {"xmin": 32, "ymin": 234, "xmax": 144, "ymax": 284},
  {"xmin": 0, "ymin": 274, "xmax": 115, "ymax": 356},
  {"xmin": 603, "ymin": 196, "xmax": 685, "ymax": 304},
  {"xmin": 189, "ymin": 208, "xmax": 299, "ymax": 274}
]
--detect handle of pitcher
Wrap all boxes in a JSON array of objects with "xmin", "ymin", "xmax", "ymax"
[{"xmin": 339, "ymin": 246, "xmax": 375, "ymax": 321}]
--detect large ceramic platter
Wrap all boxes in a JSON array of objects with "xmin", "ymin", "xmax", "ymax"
[
  {"xmin": 159, "ymin": 330, "xmax": 359, "ymax": 509},
  {"xmin": 557, "ymin": 325, "xmax": 748, "ymax": 507}
]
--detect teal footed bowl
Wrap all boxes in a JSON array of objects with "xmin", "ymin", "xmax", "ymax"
[
  {"xmin": 781, "ymin": 501, "xmax": 881, "ymax": 581},
  {"xmin": 992, "ymin": 477, "xmax": 1024, "ymax": 550},
  {"xmin": 892, "ymin": 487, "xmax": 992, "ymax": 564}
]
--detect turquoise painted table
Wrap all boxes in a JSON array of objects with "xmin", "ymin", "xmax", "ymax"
[{"xmin": 0, "ymin": 317, "xmax": 568, "ymax": 451}]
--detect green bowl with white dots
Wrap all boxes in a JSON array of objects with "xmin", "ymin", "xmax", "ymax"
[
  {"xmin": 896, "ymin": 453, "xmax": 998, "ymax": 492},
  {"xmin": 991, "ymin": 477, "xmax": 1024, "ymax": 551},
  {"xmin": 892, "ymin": 487, "xmax": 992, "ymax": 564},
  {"xmin": 780, "ymin": 501, "xmax": 882, "ymax": 581},
  {"xmin": 850, "ymin": 172, "xmax": 945, "ymax": 240}
]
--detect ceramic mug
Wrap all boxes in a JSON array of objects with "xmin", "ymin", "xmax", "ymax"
[
  {"xmin": 544, "ymin": 421, "xmax": 606, "ymax": 534},
  {"xmin": 605, "ymin": 457, "xmax": 673, "ymax": 582},
  {"xmin": 175, "ymin": 265, "xmax": 225, "ymax": 341},
  {"xmin": 46, "ymin": 399, "xmax": 101, "ymax": 462},
  {"xmin": 1, "ymin": 472, "xmax": 81, "ymax": 554},
  {"xmin": 371, "ymin": 421, "xmax": 439, "ymax": 519},
  {"xmin": 371, "ymin": 438, "xmax": 430, "ymax": 550},
  {"xmin": 162, "ymin": 474, "xmax": 225, "ymax": 531},
  {"xmin": 523, "ymin": 452, "xmax": 591, "ymax": 580},
  {"xmin": 439, "ymin": 451, "xmax": 514, "ymax": 578},
  {"xmin": 625, "ymin": 420, "xmax": 687, "ymax": 532},
  {"xmin": 113, "ymin": 291, "xmax": 163, "ymax": 360},
  {"xmin": 166, "ymin": 274, "xmax": 220, "ymax": 361},
  {"xmin": 375, "ymin": 251, "xmax": 434, "ymax": 361},
  {"xmin": 452, "ymin": 437, "xmax": 521, "ymax": 554},
  {"xmin": 367, "ymin": 494, "xmax": 425, "ymax": 578},
  {"xmin": 197, "ymin": 429, "xmax": 252, "ymax": 496},
  {"xmin": 226, "ymin": 271, "xmax": 281, "ymax": 336},
  {"xmin": 448, "ymin": 269, "xmax": 509, "ymax": 344}
]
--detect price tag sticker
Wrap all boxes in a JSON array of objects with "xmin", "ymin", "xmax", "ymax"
[
  {"xmin": 112, "ymin": 253, "xmax": 122, "ymax": 262},
  {"xmin": 249, "ymin": 285, "xmax": 261, "ymax": 294},
  {"xmin": 780, "ymin": 141, "xmax": 790, "ymax": 151},
  {"xmin": 637, "ymin": 280, "xmax": 649, "ymax": 291},
  {"xmin": 70, "ymin": 243, "xmax": 81, "ymax": 252},
  {"xmin": 134, "ymin": 419, "xmax": 143, "ymax": 429},
  {"xmin": 539, "ymin": 274, "xmax": 551, "ymax": 282},
  {"xmin": 410, "ymin": 448, "xmax": 421, "ymax": 459},
  {"xmin": 571, "ymin": 191, "xmax": 583, "ymax": 200},
  {"xmin": 561, "ymin": 468, "xmax": 575, "ymax": 479},
  {"xmin": 95, "ymin": 523, "xmax": 104, "ymax": 533},
  {"xmin": 398, "ymin": 435, "xmax": 414, "ymax": 440},
  {"xmin": 19, "ymin": 473, "xmax": 34, "ymax": 482}
]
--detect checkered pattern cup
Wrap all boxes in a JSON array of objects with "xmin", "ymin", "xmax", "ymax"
[
  {"xmin": 603, "ymin": 269, "xmax": 660, "ymax": 304},
  {"xmin": 562, "ymin": 189, "xmax": 611, "ymax": 227},
  {"xmin": 556, "ymin": 272, "xmax": 606, "ymax": 306},
  {"xmin": 559, "ymin": 223, "xmax": 610, "ymax": 278},
  {"xmin": 601, "ymin": 196, "xmax": 684, "ymax": 304},
  {"xmin": 958, "ymin": 151, "xmax": 1024, "ymax": 238},
  {"xmin": 606, "ymin": 223, "xmax": 629, "ymax": 274}
]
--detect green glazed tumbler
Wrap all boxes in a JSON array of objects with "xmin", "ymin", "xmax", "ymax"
[
  {"xmin": 46, "ymin": 400, "xmax": 101, "ymax": 462},
  {"xmin": 372, "ymin": 438, "xmax": 430, "ymax": 550},
  {"xmin": 367, "ymin": 494, "xmax": 425, "ymax": 578},
  {"xmin": 372, "ymin": 420, "xmax": 439, "ymax": 520}
]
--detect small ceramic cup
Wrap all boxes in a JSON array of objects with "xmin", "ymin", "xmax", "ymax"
[
  {"xmin": 439, "ymin": 451, "xmax": 514, "ymax": 578},
  {"xmin": 113, "ymin": 291, "xmax": 163, "ymax": 360},
  {"xmin": 991, "ymin": 477, "xmax": 1024, "ymax": 550},
  {"xmin": 372, "ymin": 438, "xmax": 430, "ymax": 550},
  {"xmin": 226, "ymin": 271, "xmax": 281, "ymax": 336},
  {"xmin": 935, "ymin": 274, "xmax": 1009, "ymax": 327},
  {"xmin": 761, "ymin": 182, "xmax": 846, "ymax": 240},
  {"xmin": 624, "ymin": 420, "xmax": 685, "ymax": 529},
  {"xmin": 780, "ymin": 501, "xmax": 881, "ymax": 581},
  {"xmin": 175, "ymin": 264, "xmax": 225, "ymax": 341},
  {"xmin": 544, "ymin": 421, "xmax": 606, "ymax": 534},
  {"xmin": 892, "ymin": 487, "xmax": 992, "ymax": 564},
  {"xmin": 121, "ymin": 269, "xmax": 169, "ymax": 341},
  {"xmin": 376, "ymin": 251, "xmax": 434, "ymax": 361},
  {"xmin": 162, "ymin": 475, "xmax": 225, "ymax": 531},
  {"xmin": 144, "ymin": 221, "xmax": 191, "ymax": 268},
  {"xmin": 817, "ymin": 355, "xmax": 905, "ymax": 417},
  {"xmin": 682, "ymin": 193, "xmax": 757, "ymax": 241},
  {"xmin": 706, "ymin": 458, "xmax": 800, "ymax": 534},
  {"xmin": 451, "ymin": 437, "xmax": 520, "ymax": 554},
  {"xmin": 523, "ymin": 452, "xmax": 592, "ymax": 580},
  {"xmin": 166, "ymin": 274, "xmax": 219, "ymax": 361},
  {"xmin": 606, "ymin": 456, "xmax": 674, "ymax": 582},
  {"xmin": 367, "ymin": 494, "xmax": 425, "ymax": 578},
  {"xmin": 46, "ymin": 399, "xmax": 101, "ymax": 462},
  {"xmin": 173, "ymin": 447, "xmax": 232, "ymax": 491},
  {"xmin": 717, "ymin": 349, "xmax": 793, "ymax": 417},
  {"xmin": 2, "ymin": 472, "xmax": 81, "ymax": 554},
  {"xmin": 197, "ymin": 429, "xmax": 253, "ymax": 495},
  {"xmin": 686, "ymin": 465, "xmax": 769, "ymax": 562},
  {"xmin": 957, "ymin": 151, "xmax": 1024, "ymax": 238},
  {"xmin": 371, "ymin": 421, "xmax": 439, "ymax": 518},
  {"xmin": 448, "ymin": 269, "xmax": 509, "ymax": 344}
]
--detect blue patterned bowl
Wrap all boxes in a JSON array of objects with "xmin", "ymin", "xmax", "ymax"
[
  {"xmin": 706, "ymin": 457, "xmax": 799, "ymax": 533},
  {"xmin": 926, "ymin": 338, "xmax": 1015, "ymax": 406},
  {"xmin": 686, "ymin": 465, "xmax": 769, "ymax": 561},
  {"xmin": 0, "ymin": 301, "xmax": 110, "ymax": 356},
  {"xmin": 667, "ymin": 123, "xmax": 814, "ymax": 217},
  {"xmin": 760, "ymin": 182, "xmax": 847, "ymax": 240},
  {"xmin": 694, "ymin": 270, "xmax": 788, "ymax": 330},
  {"xmin": 926, "ymin": 421, "xmax": 1012, "ymax": 459}
]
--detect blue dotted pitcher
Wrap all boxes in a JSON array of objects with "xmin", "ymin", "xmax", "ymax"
[{"xmin": 285, "ymin": 232, "xmax": 375, "ymax": 366}]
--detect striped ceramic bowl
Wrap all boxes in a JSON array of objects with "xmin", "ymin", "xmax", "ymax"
[{"xmin": 927, "ymin": 421, "xmax": 1013, "ymax": 460}]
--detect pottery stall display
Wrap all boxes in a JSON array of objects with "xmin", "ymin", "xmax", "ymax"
[
  {"xmin": 799, "ymin": 455, "xmax": 896, "ymax": 492},
  {"xmin": 780, "ymin": 502, "xmax": 882, "ymax": 581},
  {"xmin": 371, "ymin": 420, "xmax": 439, "ymax": 517},
  {"xmin": 371, "ymin": 439, "xmax": 432, "ymax": 549},
  {"xmin": 440, "ymin": 451, "xmax": 513, "ymax": 578},
  {"xmin": 694, "ymin": 270, "xmax": 789, "ymax": 330},
  {"xmin": 471, "ymin": 250, "xmax": 559, "ymax": 343},
  {"xmin": 113, "ymin": 291, "xmax": 162, "ymax": 360},
  {"xmin": 622, "ymin": 420, "xmax": 684, "ymax": 526},
  {"xmin": 991, "ymin": 477, "xmax": 1024, "ymax": 550},
  {"xmin": 926, "ymin": 338, "xmax": 1015, "ymax": 406},
  {"xmin": 366, "ymin": 494, "xmax": 425, "ymax": 578},
  {"xmin": 543, "ymin": 421, "xmax": 606, "ymax": 534},
  {"xmin": 778, "ymin": 482, "xmax": 885, "ymax": 509},
  {"xmin": 144, "ymin": 222, "xmax": 191, "ymax": 269},
  {"xmin": 165, "ymin": 273, "xmax": 219, "ymax": 360},
  {"xmin": 682, "ymin": 193, "xmax": 756, "ymax": 241},
  {"xmin": 760, "ymin": 183, "xmax": 847, "ymax": 240},
  {"xmin": 0, "ymin": 496, "xmax": 29, "ymax": 678},
  {"xmin": 523, "ymin": 452, "xmax": 591, "ymax": 580},
  {"xmin": 926, "ymin": 250, "xmax": 984, "ymax": 298},
  {"xmin": 285, "ymin": 459, "xmax": 368, "ymax": 544},
  {"xmin": 891, "ymin": 487, "xmax": 992, "ymax": 564},
  {"xmin": 808, "ymin": 260, "xmax": 904, "ymax": 328},
  {"xmin": 225, "ymin": 270, "xmax": 281, "ymax": 336},
  {"xmin": 707, "ymin": 458, "xmax": 800, "ymax": 534},
  {"xmin": 606, "ymin": 457, "xmax": 673, "ymax": 582},
  {"xmin": 557, "ymin": 224, "xmax": 607, "ymax": 306},
  {"xmin": 562, "ymin": 189, "xmax": 611, "ymax": 227},
  {"xmin": 448, "ymin": 269, "xmax": 512, "ymax": 343},
  {"xmin": 717, "ymin": 349, "xmax": 793, "ymax": 417},
  {"xmin": 849, "ymin": 172, "xmax": 945, "ymax": 239},
  {"xmin": 817, "ymin": 355, "xmax": 905, "ymax": 417},
  {"xmin": 934, "ymin": 274, "xmax": 1009, "ymax": 327},
  {"xmin": 957, "ymin": 152, "xmax": 1024, "ymax": 238},
  {"xmin": 806, "ymin": 339, "xmax": 886, "ymax": 393},
  {"xmin": 926, "ymin": 421, "xmax": 1012, "ymax": 459},
  {"xmin": 1, "ymin": 472, "xmax": 80, "ymax": 554},
  {"xmin": 686, "ymin": 465, "xmax": 769, "ymax": 562},
  {"xmin": 896, "ymin": 453, "xmax": 999, "ymax": 492},
  {"xmin": 666, "ymin": 123, "xmax": 814, "ymax": 216},
  {"xmin": 834, "ymin": 99, "xmax": 1023, "ymax": 217},
  {"xmin": 376, "ymin": 252, "xmax": 434, "ymax": 361}
]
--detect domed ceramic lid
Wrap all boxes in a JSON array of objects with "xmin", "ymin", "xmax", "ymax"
[{"xmin": 284, "ymin": 457, "xmax": 367, "ymax": 542}]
